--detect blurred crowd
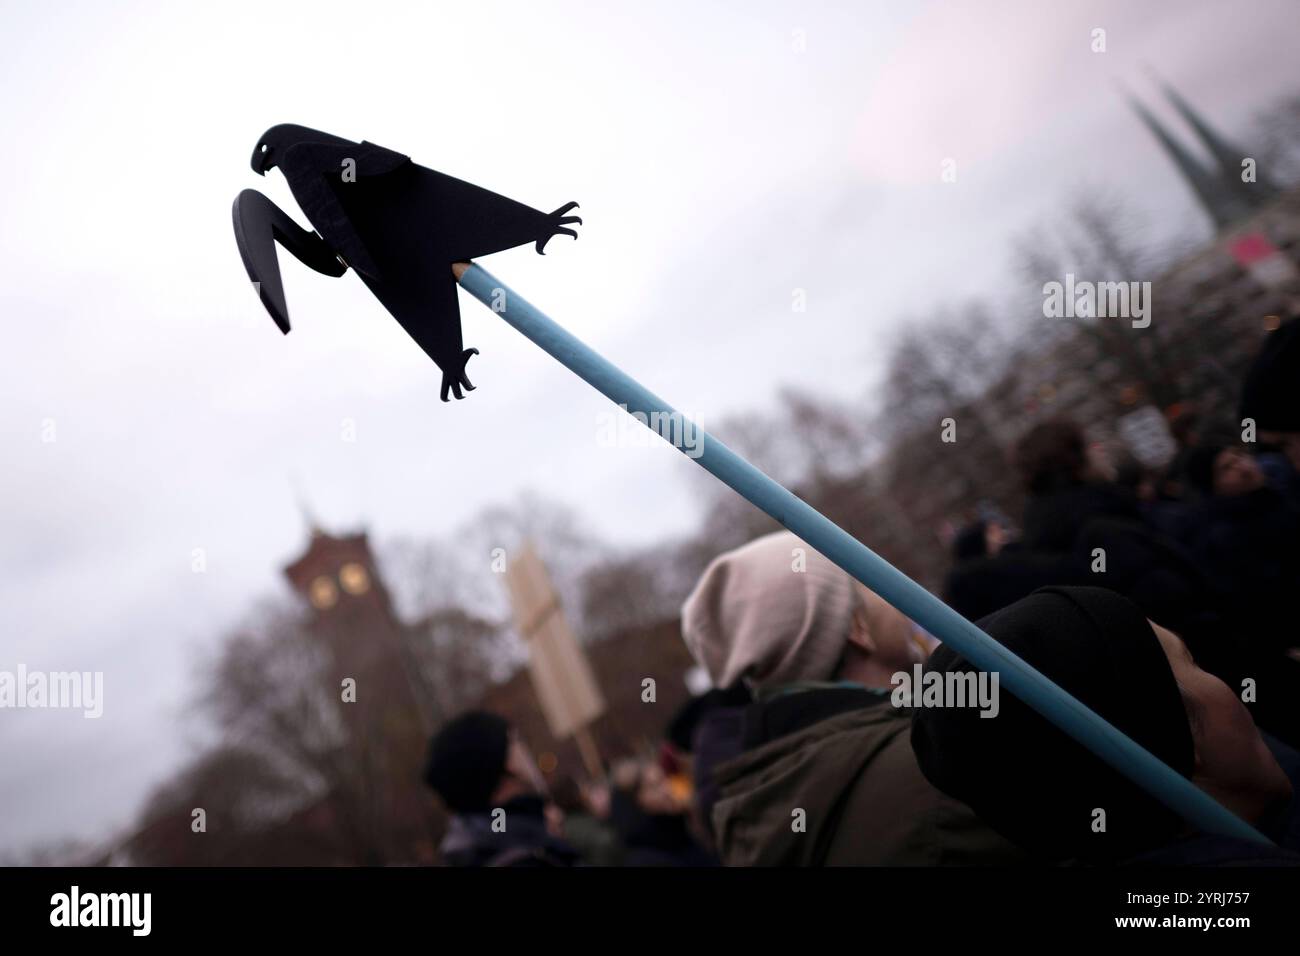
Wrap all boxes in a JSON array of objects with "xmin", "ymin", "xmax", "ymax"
[{"xmin": 422, "ymin": 316, "xmax": 1300, "ymax": 866}]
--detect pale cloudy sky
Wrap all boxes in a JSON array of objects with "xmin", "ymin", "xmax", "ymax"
[{"xmin": 0, "ymin": 0, "xmax": 1296, "ymax": 854}]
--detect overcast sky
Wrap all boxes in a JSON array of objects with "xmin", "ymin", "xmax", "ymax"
[{"xmin": 1, "ymin": 0, "xmax": 1297, "ymax": 855}]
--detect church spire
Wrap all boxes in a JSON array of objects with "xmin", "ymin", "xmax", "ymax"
[
  {"xmin": 1125, "ymin": 88, "xmax": 1251, "ymax": 231},
  {"xmin": 1149, "ymin": 69, "xmax": 1280, "ymax": 204},
  {"xmin": 289, "ymin": 471, "xmax": 323, "ymax": 538}
]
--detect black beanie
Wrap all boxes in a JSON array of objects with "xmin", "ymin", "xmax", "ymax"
[
  {"xmin": 1240, "ymin": 317, "xmax": 1300, "ymax": 433},
  {"xmin": 910, "ymin": 587, "xmax": 1195, "ymax": 863},
  {"xmin": 423, "ymin": 711, "xmax": 510, "ymax": 814},
  {"xmin": 952, "ymin": 521, "xmax": 989, "ymax": 563},
  {"xmin": 1182, "ymin": 442, "xmax": 1226, "ymax": 497}
]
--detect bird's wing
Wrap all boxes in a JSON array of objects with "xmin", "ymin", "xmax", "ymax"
[
  {"xmin": 280, "ymin": 140, "xmax": 412, "ymax": 281},
  {"xmin": 232, "ymin": 189, "xmax": 346, "ymax": 333},
  {"xmin": 387, "ymin": 277, "xmax": 466, "ymax": 373},
  {"xmin": 413, "ymin": 167, "xmax": 553, "ymax": 260},
  {"xmin": 355, "ymin": 140, "xmax": 412, "ymax": 174}
]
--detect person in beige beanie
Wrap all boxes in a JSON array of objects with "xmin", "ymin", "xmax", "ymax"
[
  {"xmin": 679, "ymin": 530, "xmax": 1025, "ymax": 866},
  {"xmin": 681, "ymin": 530, "xmax": 923, "ymax": 693}
]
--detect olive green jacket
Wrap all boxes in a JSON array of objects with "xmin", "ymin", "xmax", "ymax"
[{"xmin": 711, "ymin": 703, "xmax": 1025, "ymax": 866}]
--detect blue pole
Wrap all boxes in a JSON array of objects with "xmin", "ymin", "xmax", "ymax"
[{"xmin": 456, "ymin": 261, "xmax": 1270, "ymax": 846}]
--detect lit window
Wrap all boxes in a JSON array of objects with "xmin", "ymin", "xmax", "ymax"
[
  {"xmin": 339, "ymin": 562, "xmax": 371, "ymax": 595},
  {"xmin": 309, "ymin": 575, "xmax": 338, "ymax": 609}
]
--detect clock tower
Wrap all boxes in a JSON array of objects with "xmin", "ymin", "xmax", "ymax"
[{"xmin": 282, "ymin": 523, "xmax": 438, "ymax": 863}]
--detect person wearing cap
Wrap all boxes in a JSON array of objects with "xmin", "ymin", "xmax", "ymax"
[
  {"xmin": 680, "ymin": 530, "xmax": 1025, "ymax": 865},
  {"xmin": 911, "ymin": 587, "xmax": 1298, "ymax": 864},
  {"xmin": 423, "ymin": 711, "xmax": 578, "ymax": 867}
]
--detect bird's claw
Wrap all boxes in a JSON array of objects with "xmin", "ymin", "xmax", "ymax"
[
  {"xmin": 536, "ymin": 201, "xmax": 582, "ymax": 255},
  {"xmin": 440, "ymin": 348, "xmax": 480, "ymax": 402}
]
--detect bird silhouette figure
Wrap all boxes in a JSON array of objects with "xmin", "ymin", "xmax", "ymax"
[{"xmin": 232, "ymin": 124, "xmax": 580, "ymax": 400}]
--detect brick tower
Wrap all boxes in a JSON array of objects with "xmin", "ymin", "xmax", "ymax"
[{"xmin": 282, "ymin": 525, "xmax": 438, "ymax": 863}]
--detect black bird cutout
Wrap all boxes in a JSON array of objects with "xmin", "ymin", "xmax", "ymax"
[{"xmin": 232, "ymin": 124, "xmax": 581, "ymax": 400}]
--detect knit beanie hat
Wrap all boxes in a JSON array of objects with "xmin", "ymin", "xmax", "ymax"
[
  {"xmin": 680, "ymin": 531, "xmax": 860, "ymax": 692},
  {"xmin": 423, "ymin": 711, "xmax": 510, "ymax": 814},
  {"xmin": 911, "ymin": 587, "xmax": 1195, "ymax": 862}
]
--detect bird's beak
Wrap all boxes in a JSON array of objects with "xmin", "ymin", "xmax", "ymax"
[{"xmin": 251, "ymin": 144, "xmax": 271, "ymax": 176}]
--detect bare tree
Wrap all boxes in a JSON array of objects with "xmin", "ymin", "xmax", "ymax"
[
  {"xmin": 459, "ymin": 491, "xmax": 607, "ymax": 638},
  {"xmin": 776, "ymin": 387, "xmax": 874, "ymax": 484},
  {"xmin": 194, "ymin": 602, "xmax": 386, "ymax": 860},
  {"xmin": 578, "ymin": 539, "xmax": 706, "ymax": 643},
  {"xmin": 129, "ymin": 596, "xmax": 437, "ymax": 865},
  {"xmin": 381, "ymin": 535, "xmax": 500, "ymax": 622},
  {"xmin": 1011, "ymin": 189, "xmax": 1181, "ymax": 407},
  {"xmin": 879, "ymin": 302, "xmax": 1014, "ymax": 450},
  {"xmin": 124, "ymin": 745, "xmax": 318, "ymax": 865},
  {"xmin": 0, "ymin": 838, "xmax": 98, "ymax": 867},
  {"xmin": 408, "ymin": 606, "xmax": 514, "ymax": 714}
]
